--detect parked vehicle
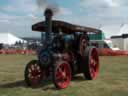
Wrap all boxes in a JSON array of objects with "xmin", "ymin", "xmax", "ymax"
[{"xmin": 24, "ymin": 9, "xmax": 101, "ymax": 89}]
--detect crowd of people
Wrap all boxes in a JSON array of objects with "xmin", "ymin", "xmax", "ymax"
[{"xmin": 0, "ymin": 41, "xmax": 41, "ymax": 55}]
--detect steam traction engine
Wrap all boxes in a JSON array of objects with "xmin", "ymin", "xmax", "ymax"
[{"xmin": 24, "ymin": 9, "xmax": 101, "ymax": 89}]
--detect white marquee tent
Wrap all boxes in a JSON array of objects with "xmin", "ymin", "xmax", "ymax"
[
  {"xmin": 101, "ymin": 24, "xmax": 128, "ymax": 38},
  {"xmin": 0, "ymin": 33, "xmax": 27, "ymax": 45},
  {"xmin": 100, "ymin": 24, "xmax": 128, "ymax": 50}
]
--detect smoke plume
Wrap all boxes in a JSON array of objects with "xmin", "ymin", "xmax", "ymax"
[{"xmin": 36, "ymin": 0, "xmax": 59, "ymax": 16}]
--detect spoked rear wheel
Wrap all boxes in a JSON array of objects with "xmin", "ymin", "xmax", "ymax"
[
  {"xmin": 24, "ymin": 60, "xmax": 43, "ymax": 87},
  {"xmin": 83, "ymin": 47, "xmax": 99, "ymax": 80},
  {"xmin": 53, "ymin": 61, "xmax": 71, "ymax": 89}
]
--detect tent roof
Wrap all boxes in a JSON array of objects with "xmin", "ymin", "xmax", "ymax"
[
  {"xmin": 120, "ymin": 24, "xmax": 128, "ymax": 34},
  {"xmin": 101, "ymin": 24, "xmax": 128, "ymax": 38},
  {"xmin": 0, "ymin": 33, "xmax": 26, "ymax": 45}
]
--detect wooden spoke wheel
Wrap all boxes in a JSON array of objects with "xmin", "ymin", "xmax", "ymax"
[
  {"xmin": 24, "ymin": 60, "xmax": 43, "ymax": 87},
  {"xmin": 83, "ymin": 47, "xmax": 99, "ymax": 80},
  {"xmin": 53, "ymin": 61, "xmax": 71, "ymax": 89}
]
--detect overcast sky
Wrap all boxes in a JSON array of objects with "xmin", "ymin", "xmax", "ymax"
[{"xmin": 0, "ymin": 0, "xmax": 128, "ymax": 38}]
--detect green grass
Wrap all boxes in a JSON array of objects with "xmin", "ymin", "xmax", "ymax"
[{"xmin": 0, "ymin": 55, "xmax": 128, "ymax": 96}]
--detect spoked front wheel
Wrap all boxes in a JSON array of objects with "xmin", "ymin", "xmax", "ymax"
[
  {"xmin": 53, "ymin": 61, "xmax": 71, "ymax": 89},
  {"xmin": 24, "ymin": 60, "xmax": 43, "ymax": 87}
]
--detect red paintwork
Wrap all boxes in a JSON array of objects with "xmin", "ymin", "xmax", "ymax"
[
  {"xmin": 55, "ymin": 62, "xmax": 71, "ymax": 89},
  {"xmin": 89, "ymin": 48, "xmax": 99, "ymax": 79},
  {"xmin": 99, "ymin": 48, "xmax": 128, "ymax": 56}
]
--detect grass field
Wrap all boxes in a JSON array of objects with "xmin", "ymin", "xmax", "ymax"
[{"xmin": 0, "ymin": 55, "xmax": 128, "ymax": 96}]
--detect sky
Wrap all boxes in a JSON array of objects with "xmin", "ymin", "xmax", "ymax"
[{"xmin": 0, "ymin": 0, "xmax": 128, "ymax": 38}]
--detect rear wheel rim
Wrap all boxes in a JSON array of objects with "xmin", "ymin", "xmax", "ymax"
[
  {"xmin": 55, "ymin": 63, "xmax": 71, "ymax": 89},
  {"xmin": 27, "ymin": 62, "xmax": 43, "ymax": 86},
  {"xmin": 89, "ymin": 48, "xmax": 99, "ymax": 79}
]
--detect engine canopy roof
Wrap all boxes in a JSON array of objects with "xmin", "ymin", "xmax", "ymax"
[{"xmin": 32, "ymin": 20, "xmax": 101, "ymax": 34}]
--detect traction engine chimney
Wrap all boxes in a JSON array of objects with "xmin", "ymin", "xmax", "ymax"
[{"xmin": 43, "ymin": 8, "xmax": 53, "ymax": 44}]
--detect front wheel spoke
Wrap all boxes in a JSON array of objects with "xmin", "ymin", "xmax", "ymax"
[
  {"xmin": 90, "ymin": 57, "xmax": 94, "ymax": 64},
  {"xmin": 31, "ymin": 65, "xmax": 35, "ymax": 71},
  {"xmin": 61, "ymin": 65, "xmax": 65, "ymax": 72},
  {"xmin": 56, "ymin": 72, "xmax": 63, "ymax": 80},
  {"xmin": 34, "ymin": 63, "xmax": 37, "ymax": 67},
  {"xmin": 37, "ymin": 70, "xmax": 41, "ymax": 74},
  {"xmin": 90, "ymin": 62, "xmax": 94, "ymax": 68},
  {"xmin": 58, "ymin": 68, "xmax": 62, "ymax": 73},
  {"xmin": 28, "ymin": 66, "xmax": 42, "ymax": 79},
  {"xmin": 90, "ymin": 58, "xmax": 96, "ymax": 67},
  {"xmin": 36, "ymin": 66, "xmax": 40, "ymax": 70},
  {"xmin": 90, "ymin": 67, "xmax": 95, "ymax": 77},
  {"xmin": 37, "ymin": 74, "xmax": 41, "ymax": 78},
  {"xmin": 63, "ymin": 67, "xmax": 66, "ymax": 73}
]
